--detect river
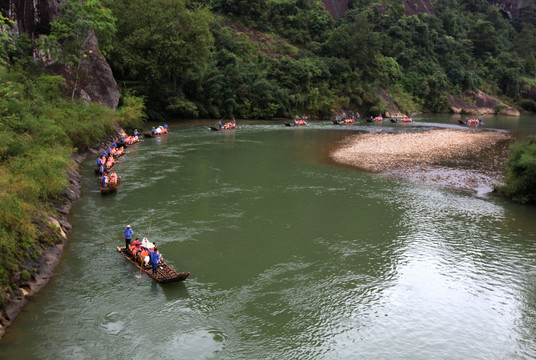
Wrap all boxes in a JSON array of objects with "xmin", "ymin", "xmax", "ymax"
[{"xmin": 1, "ymin": 115, "xmax": 536, "ymax": 359}]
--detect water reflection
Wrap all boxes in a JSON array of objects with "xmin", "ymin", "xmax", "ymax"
[{"xmin": 1, "ymin": 118, "xmax": 536, "ymax": 359}]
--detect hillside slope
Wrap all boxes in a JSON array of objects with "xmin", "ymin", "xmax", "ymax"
[{"xmin": 320, "ymin": 0, "xmax": 536, "ymax": 17}]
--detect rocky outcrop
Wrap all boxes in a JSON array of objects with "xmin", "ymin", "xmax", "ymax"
[
  {"xmin": 321, "ymin": 0, "xmax": 348, "ymax": 19},
  {"xmin": 403, "ymin": 0, "xmax": 435, "ymax": 15},
  {"xmin": 0, "ymin": 0, "xmax": 59, "ymax": 36},
  {"xmin": 446, "ymin": 90, "xmax": 520, "ymax": 116},
  {"xmin": 0, "ymin": 0, "xmax": 120, "ymax": 109},
  {"xmin": 489, "ymin": 0, "xmax": 536, "ymax": 20},
  {"xmin": 522, "ymin": 84, "xmax": 536, "ymax": 101},
  {"xmin": 377, "ymin": 87, "xmax": 411, "ymax": 118}
]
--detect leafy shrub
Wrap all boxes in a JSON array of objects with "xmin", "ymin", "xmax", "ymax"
[
  {"xmin": 20, "ymin": 269, "xmax": 31, "ymax": 281},
  {"xmin": 501, "ymin": 136, "xmax": 536, "ymax": 203},
  {"xmin": 117, "ymin": 95, "xmax": 146, "ymax": 132},
  {"xmin": 520, "ymin": 99, "xmax": 536, "ymax": 112}
]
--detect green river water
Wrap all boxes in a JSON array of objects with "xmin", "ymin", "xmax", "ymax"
[{"xmin": 1, "ymin": 114, "xmax": 536, "ymax": 359}]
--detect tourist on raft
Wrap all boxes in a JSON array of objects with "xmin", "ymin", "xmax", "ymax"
[
  {"xmin": 152, "ymin": 125, "xmax": 167, "ymax": 134},
  {"xmin": 128, "ymin": 237, "xmax": 162, "ymax": 272},
  {"xmin": 101, "ymin": 173, "xmax": 108, "ymax": 187},
  {"xmin": 128, "ymin": 238, "xmax": 142, "ymax": 256},
  {"xmin": 294, "ymin": 117, "xmax": 307, "ymax": 125},
  {"xmin": 123, "ymin": 224, "xmax": 134, "ymax": 249},
  {"xmin": 221, "ymin": 121, "xmax": 236, "ymax": 130},
  {"xmin": 133, "ymin": 129, "xmax": 139, "ymax": 137},
  {"xmin": 124, "ymin": 135, "xmax": 138, "ymax": 145},
  {"xmin": 147, "ymin": 248, "xmax": 161, "ymax": 274},
  {"xmin": 109, "ymin": 172, "xmax": 118, "ymax": 185},
  {"xmin": 105, "ymin": 156, "xmax": 114, "ymax": 170}
]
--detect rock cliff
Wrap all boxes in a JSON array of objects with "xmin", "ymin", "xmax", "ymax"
[
  {"xmin": 489, "ymin": 0, "xmax": 536, "ymax": 19},
  {"xmin": 321, "ymin": 0, "xmax": 348, "ymax": 19},
  {"xmin": 447, "ymin": 90, "xmax": 520, "ymax": 116},
  {"xmin": 0, "ymin": 0, "xmax": 120, "ymax": 109}
]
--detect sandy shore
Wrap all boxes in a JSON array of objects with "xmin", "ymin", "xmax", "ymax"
[{"xmin": 331, "ymin": 129, "xmax": 512, "ymax": 192}]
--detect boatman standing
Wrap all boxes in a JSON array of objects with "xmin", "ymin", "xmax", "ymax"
[
  {"xmin": 123, "ymin": 225, "xmax": 134, "ymax": 249},
  {"xmin": 147, "ymin": 248, "xmax": 161, "ymax": 274}
]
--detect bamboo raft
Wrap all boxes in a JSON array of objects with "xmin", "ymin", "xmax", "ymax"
[
  {"xmin": 94, "ymin": 161, "xmax": 117, "ymax": 175},
  {"xmin": 210, "ymin": 125, "xmax": 237, "ymax": 131},
  {"xmin": 333, "ymin": 119, "xmax": 355, "ymax": 125},
  {"xmin": 116, "ymin": 246, "xmax": 190, "ymax": 283},
  {"xmin": 284, "ymin": 122, "xmax": 307, "ymax": 126},
  {"xmin": 99, "ymin": 176, "xmax": 121, "ymax": 194}
]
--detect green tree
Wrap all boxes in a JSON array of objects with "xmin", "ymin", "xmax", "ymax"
[
  {"xmin": 501, "ymin": 137, "xmax": 536, "ymax": 204},
  {"xmin": 468, "ymin": 19, "xmax": 498, "ymax": 57},
  {"xmin": 104, "ymin": 0, "xmax": 214, "ymax": 119},
  {"xmin": 0, "ymin": 14, "xmax": 14, "ymax": 65},
  {"xmin": 525, "ymin": 53, "xmax": 536, "ymax": 77}
]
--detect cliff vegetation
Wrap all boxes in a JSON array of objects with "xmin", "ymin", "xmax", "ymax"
[{"xmin": 0, "ymin": 11, "xmax": 144, "ymax": 307}]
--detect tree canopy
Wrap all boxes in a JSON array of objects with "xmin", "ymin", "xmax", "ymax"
[{"xmin": 97, "ymin": 0, "xmax": 536, "ymax": 119}]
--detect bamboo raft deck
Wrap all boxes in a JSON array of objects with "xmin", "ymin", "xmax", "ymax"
[
  {"xmin": 99, "ymin": 176, "xmax": 121, "ymax": 194},
  {"xmin": 116, "ymin": 246, "xmax": 190, "ymax": 283}
]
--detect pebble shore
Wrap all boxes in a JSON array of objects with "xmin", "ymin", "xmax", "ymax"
[{"xmin": 331, "ymin": 129, "xmax": 512, "ymax": 192}]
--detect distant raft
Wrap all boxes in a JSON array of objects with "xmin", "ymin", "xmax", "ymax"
[
  {"xmin": 333, "ymin": 118, "xmax": 355, "ymax": 125},
  {"xmin": 211, "ymin": 121, "xmax": 237, "ymax": 131},
  {"xmin": 285, "ymin": 120, "xmax": 307, "ymax": 126}
]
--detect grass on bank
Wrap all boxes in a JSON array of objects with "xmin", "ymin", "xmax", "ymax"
[{"xmin": 0, "ymin": 66, "xmax": 144, "ymax": 305}]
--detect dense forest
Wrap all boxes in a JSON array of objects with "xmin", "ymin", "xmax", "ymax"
[
  {"xmin": 1, "ymin": 0, "xmax": 536, "ymax": 309},
  {"xmin": 98, "ymin": 0, "xmax": 536, "ymax": 120}
]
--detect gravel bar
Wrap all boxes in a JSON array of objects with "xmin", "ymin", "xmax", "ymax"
[{"xmin": 331, "ymin": 129, "xmax": 511, "ymax": 172}]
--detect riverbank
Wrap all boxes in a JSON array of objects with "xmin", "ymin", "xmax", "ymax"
[
  {"xmin": 331, "ymin": 129, "xmax": 513, "ymax": 193},
  {"xmin": 0, "ymin": 130, "xmax": 125, "ymax": 340}
]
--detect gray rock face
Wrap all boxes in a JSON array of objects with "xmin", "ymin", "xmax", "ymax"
[
  {"xmin": 321, "ymin": 0, "xmax": 348, "ymax": 19},
  {"xmin": 489, "ymin": 0, "xmax": 536, "ymax": 19},
  {"xmin": 447, "ymin": 90, "xmax": 520, "ymax": 116},
  {"xmin": 0, "ymin": 0, "xmax": 120, "ymax": 109}
]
